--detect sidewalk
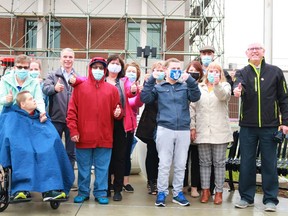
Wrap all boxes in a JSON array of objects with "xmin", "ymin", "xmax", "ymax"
[{"xmin": 2, "ymin": 174, "xmax": 287, "ymax": 215}]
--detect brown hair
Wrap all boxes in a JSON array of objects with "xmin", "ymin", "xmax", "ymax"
[
  {"xmin": 15, "ymin": 54, "xmax": 31, "ymax": 65},
  {"xmin": 16, "ymin": 90, "xmax": 30, "ymax": 107},
  {"xmin": 124, "ymin": 62, "xmax": 141, "ymax": 81},
  {"xmin": 185, "ymin": 60, "xmax": 204, "ymax": 82},
  {"xmin": 164, "ymin": 58, "xmax": 180, "ymax": 68}
]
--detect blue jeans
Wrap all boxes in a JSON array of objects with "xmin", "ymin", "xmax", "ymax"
[
  {"xmin": 76, "ymin": 148, "xmax": 112, "ymax": 198},
  {"xmin": 239, "ymin": 127, "xmax": 279, "ymax": 205}
]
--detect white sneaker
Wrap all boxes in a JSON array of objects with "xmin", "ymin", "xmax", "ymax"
[
  {"xmin": 235, "ymin": 199, "xmax": 254, "ymax": 209},
  {"xmin": 264, "ymin": 203, "xmax": 276, "ymax": 212}
]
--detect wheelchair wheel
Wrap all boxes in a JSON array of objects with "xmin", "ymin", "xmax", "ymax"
[
  {"xmin": 0, "ymin": 167, "xmax": 10, "ymax": 212},
  {"xmin": 50, "ymin": 201, "xmax": 60, "ymax": 209}
]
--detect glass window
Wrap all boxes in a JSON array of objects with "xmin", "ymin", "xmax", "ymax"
[
  {"xmin": 25, "ymin": 20, "xmax": 38, "ymax": 55},
  {"xmin": 48, "ymin": 21, "xmax": 61, "ymax": 57},
  {"xmin": 127, "ymin": 22, "xmax": 161, "ymax": 59}
]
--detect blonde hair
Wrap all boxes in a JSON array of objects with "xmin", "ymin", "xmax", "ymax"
[
  {"xmin": 15, "ymin": 54, "xmax": 31, "ymax": 65},
  {"xmin": 202, "ymin": 62, "xmax": 226, "ymax": 84},
  {"xmin": 16, "ymin": 90, "xmax": 30, "ymax": 108},
  {"xmin": 164, "ymin": 58, "xmax": 180, "ymax": 68}
]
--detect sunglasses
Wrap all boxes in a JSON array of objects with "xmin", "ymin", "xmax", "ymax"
[{"xmin": 16, "ymin": 65, "xmax": 29, "ymax": 70}]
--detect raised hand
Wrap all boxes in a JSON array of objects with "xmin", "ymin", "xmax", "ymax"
[
  {"xmin": 6, "ymin": 89, "xmax": 13, "ymax": 103},
  {"xmin": 55, "ymin": 78, "xmax": 64, "ymax": 92},
  {"xmin": 130, "ymin": 81, "xmax": 137, "ymax": 94},
  {"xmin": 69, "ymin": 73, "xmax": 77, "ymax": 85},
  {"xmin": 114, "ymin": 104, "xmax": 121, "ymax": 118},
  {"xmin": 39, "ymin": 112, "xmax": 47, "ymax": 123},
  {"xmin": 233, "ymin": 83, "xmax": 242, "ymax": 97}
]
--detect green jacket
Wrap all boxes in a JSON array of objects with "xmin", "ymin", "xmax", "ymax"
[{"xmin": 0, "ymin": 72, "xmax": 45, "ymax": 113}]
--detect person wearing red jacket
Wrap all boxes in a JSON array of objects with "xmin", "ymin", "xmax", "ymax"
[{"xmin": 66, "ymin": 57, "xmax": 122, "ymax": 205}]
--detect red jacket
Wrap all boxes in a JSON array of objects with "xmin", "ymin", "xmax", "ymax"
[{"xmin": 67, "ymin": 58, "xmax": 122, "ymax": 149}]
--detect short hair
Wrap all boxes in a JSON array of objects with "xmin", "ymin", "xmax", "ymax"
[
  {"xmin": 106, "ymin": 54, "xmax": 125, "ymax": 78},
  {"xmin": 164, "ymin": 58, "xmax": 180, "ymax": 68},
  {"xmin": 151, "ymin": 61, "xmax": 165, "ymax": 71},
  {"xmin": 124, "ymin": 62, "xmax": 141, "ymax": 81},
  {"xmin": 15, "ymin": 54, "xmax": 31, "ymax": 65},
  {"xmin": 16, "ymin": 90, "xmax": 30, "ymax": 107},
  {"xmin": 61, "ymin": 48, "xmax": 74, "ymax": 57}
]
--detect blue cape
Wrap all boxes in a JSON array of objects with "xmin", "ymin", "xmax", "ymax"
[{"xmin": 0, "ymin": 105, "xmax": 74, "ymax": 194}]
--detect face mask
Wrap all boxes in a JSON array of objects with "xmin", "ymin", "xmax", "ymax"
[
  {"xmin": 92, "ymin": 69, "xmax": 104, "ymax": 81},
  {"xmin": 126, "ymin": 72, "xmax": 137, "ymax": 83},
  {"xmin": 190, "ymin": 72, "xmax": 200, "ymax": 81},
  {"xmin": 207, "ymin": 72, "xmax": 215, "ymax": 83},
  {"xmin": 157, "ymin": 71, "xmax": 165, "ymax": 81},
  {"xmin": 201, "ymin": 56, "xmax": 213, "ymax": 67},
  {"xmin": 29, "ymin": 70, "xmax": 40, "ymax": 79},
  {"xmin": 169, "ymin": 69, "xmax": 182, "ymax": 81},
  {"xmin": 108, "ymin": 64, "xmax": 121, "ymax": 73},
  {"xmin": 15, "ymin": 69, "xmax": 29, "ymax": 81}
]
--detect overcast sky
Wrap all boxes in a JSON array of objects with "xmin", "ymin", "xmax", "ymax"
[{"xmin": 224, "ymin": 0, "xmax": 288, "ymax": 70}]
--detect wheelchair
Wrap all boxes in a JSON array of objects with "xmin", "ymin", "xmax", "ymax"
[{"xmin": 0, "ymin": 165, "xmax": 64, "ymax": 212}]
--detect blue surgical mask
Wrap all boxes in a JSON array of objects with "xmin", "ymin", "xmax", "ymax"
[
  {"xmin": 207, "ymin": 72, "xmax": 214, "ymax": 83},
  {"xmin": 169, "ymin": 69, "xmax": 182, "ymax": 80},
  {"xmin": 201, "ymin": 56, "xmax": 213, "ymax": 67},
  {"xmin": 157, "ymin": 71, "xmax": 165, "ymax": 81},
  {"xmin": 92, "ymin": 69, "xmax": 104, "ymax": 81},
  {"xmin": 15, "ymin": 69, "xmax": 29, "ymax": 80},
  {"xmin": 108, "ymin": 64, "xmax": 121, "ymax": 73},
  {"xmin": 126, "ymin": 72, "xmax": 137, "ymax": 83},
  {"xmin": 29, "ymin": 70, "xmax": 40, "ymax": 79}
]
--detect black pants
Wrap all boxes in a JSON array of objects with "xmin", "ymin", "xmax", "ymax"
[
  {"xmin": 142, "ymin": 138, "xmax": 159, "ymax": 182},
  {"xmin": 124, "ymin": 131, "xmax": 134, "ymax": 176},
  {"xmin": 109, "ymin": 120, "xmax": 127, "ymax": 192},
  {"xmin": 184, "ymin": 145, "xmax": 201, "ymax": 188}
]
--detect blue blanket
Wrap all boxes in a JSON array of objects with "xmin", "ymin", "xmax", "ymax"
[{"xmin": 0, "ymin": 105, "xmax": 74, "ymax": 194}]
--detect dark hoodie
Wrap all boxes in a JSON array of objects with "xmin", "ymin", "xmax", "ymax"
[{"xmin": 66, "ymin": 57, "xmax": 122, "ymax": 148}]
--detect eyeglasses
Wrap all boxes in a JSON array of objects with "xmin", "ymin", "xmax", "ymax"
[
  {"xmin": 16, "ymin": 65, "xmax": 29, "ymax": 70},
  {"xmin": 247, "ymin": 47, "xmax": 263, "ymax": 51},
  {"xmin": 92, "ymin": 66, "xmax": 104, "ymax": 70}
]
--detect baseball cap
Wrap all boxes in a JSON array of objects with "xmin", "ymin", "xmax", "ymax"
[
  {"xmin": 199, "ymin": 45, "xmax": 215, "ymax": 53},
  {"xmin": 89, "ymin": 57, "xmax": 107, "ymax": 68}
]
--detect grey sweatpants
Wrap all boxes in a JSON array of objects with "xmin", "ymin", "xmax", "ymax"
[{"xmin": 156, "ymin": 126, "xmax": 190, "ymax": 197}]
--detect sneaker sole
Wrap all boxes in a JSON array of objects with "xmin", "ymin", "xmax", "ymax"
[
  {"xmin": 155, "ymin": 202, "xmax": 166, "ymax": 207},
  {"xmin": 43, "ymin": 193, "xmax": 66, "ymax": 202},
  {"xmin": 172, "ymin": 199, "xmax": 190, "ymax": 206},
  {"xmin": 235, "ymin": 203, "xmax": 254, "ymax": 209}
]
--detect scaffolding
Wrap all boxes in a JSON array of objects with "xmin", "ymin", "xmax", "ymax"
[{"xmin": 0, "ymin": 0, "xmax": 225, "ymax": 71}]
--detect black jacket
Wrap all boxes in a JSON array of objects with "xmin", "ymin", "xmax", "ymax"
[{"xmin": 233, "ymin": 59, "xmax": 288, "ymax": 127}]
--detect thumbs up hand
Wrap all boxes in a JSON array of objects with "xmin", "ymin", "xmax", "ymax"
[
  {"xmin": 39, "ymin": 112, "xmax": 47, "ymax": 123},
  {"xmin": 6, "ymin": 89, "xmax": 13, "ymax": 103},
  {"xmin": 55, "ymin": 78, "xmax": 64, "ymax": 92},
  {"xmin": 233, "ymin": 83, "xmax": 242, "ymax": 98},
  {"xmin": 130, "ymin": 81, "xmax": 137, "ymax": 94},
  {"xmin": 114, "ymin": 104, "xmax": 121, "ymax": 118},
  {"xmin": 69, "ymin": 73, "xmax": 77, "ymax": 85}
]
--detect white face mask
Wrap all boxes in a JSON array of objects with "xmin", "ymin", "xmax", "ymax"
[{"xmin": 108, "ymin": 64, "xmax": 121, "ymax": 73}]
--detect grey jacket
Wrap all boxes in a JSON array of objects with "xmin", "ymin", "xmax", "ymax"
[{"xmin": 42, "ymin": 68, "xmax": 74, "ymax": 123}]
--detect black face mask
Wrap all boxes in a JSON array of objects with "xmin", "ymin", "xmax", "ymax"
[{"xmin": 190, "ymin": 72, "xmax": 200, "ymax": 81}]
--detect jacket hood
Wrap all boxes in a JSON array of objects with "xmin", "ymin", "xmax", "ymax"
[
  {"xmin": 2, "ymin": 104, "xmax": 40, "ymax": 119},
  {"xmin": 88, "ymin": 57, "xmax": 107, "ymax": 84}
]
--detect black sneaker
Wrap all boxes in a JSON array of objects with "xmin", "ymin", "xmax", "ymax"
[
  {"xmin": 43, "ymin": 190, "xmax": 66, "ymax": 201},
  {"xmin": 123, "ymin": 184, "xmax": 134, "ymax": 193},
  {"xmin": 113, "ymin": 192, "xmax": 122, "ymax": 201}
]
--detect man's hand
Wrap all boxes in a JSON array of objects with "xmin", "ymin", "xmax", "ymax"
[
  {"xmin": 233, "ymin": 83, "xmax": 242, "ymax": 97},
  {"xmin": 114, "ymin": 104, "xmax": 121, "ymax": 118},
  {"xmin": 280, "ymin": 125, "xmax": 288, "ymax": 135},
  {"xmin": 6, "ymin": 89, "xmax": 13, "ymax": 103},
  {"xmin": 55, "ymin": 78, "xmax": 64, "ymax": 92},
  {"xmin": 39, "ymin": 112, "xmax": 47, "ymax": 123},
  {"xmin": 71, "ymin": 135, "xmax": 79, "ymax": 142},
  {"xmin": 69, "ymin": 74, "xmax": 77, "ymax": 85},
  {"xmin": 190, "ymin": 129, "xmax": 196, "ymax": 141},
  {"xmin": 181, "ymin": 72, "xmax": 190, "ymax": 82}
]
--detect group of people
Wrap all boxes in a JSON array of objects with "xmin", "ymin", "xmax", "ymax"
[{"xmin": 0, "ymin": 42, "xmax": 287, "ymax": 212}]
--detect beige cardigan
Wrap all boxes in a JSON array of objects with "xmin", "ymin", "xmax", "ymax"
[{"xmin": 190, "ymin": 82, "xmax": 233, "ymax": 144}]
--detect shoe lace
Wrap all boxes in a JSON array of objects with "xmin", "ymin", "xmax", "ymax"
[{"xmin": 157, "ymin": 192, "xmax": 165, "ymax": 200}]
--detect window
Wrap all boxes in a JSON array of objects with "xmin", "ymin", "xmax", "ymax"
[
  {"xmin": 48, "ymin": 21, "xmax": 61, "ymax": 57},
  {"xmin": 25, "ymin": 20, "xmax": 38, "ymax": 55},
  {"xmin": 127, "ymin": 22, "xmax": 161, "ymax": 59}
]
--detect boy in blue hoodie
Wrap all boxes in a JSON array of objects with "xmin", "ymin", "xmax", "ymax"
[{"xmin": 140, "ymin": 58, "xmax": 201, "ymax": 207}]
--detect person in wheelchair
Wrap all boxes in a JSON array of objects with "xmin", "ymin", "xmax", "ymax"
[{"xmin": 0, "ymin": 91, "xmax": 74, "ymax": 202}]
